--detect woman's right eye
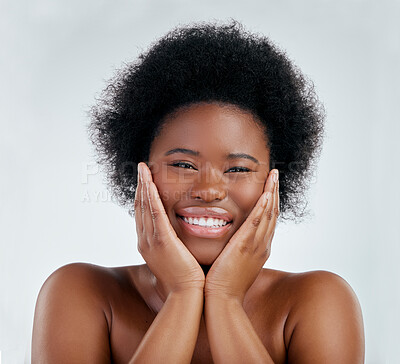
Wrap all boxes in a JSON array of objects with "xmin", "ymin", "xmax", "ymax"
[{"xmin": 170, "ymin": 162, "xmax": 196, "ymax": 170}]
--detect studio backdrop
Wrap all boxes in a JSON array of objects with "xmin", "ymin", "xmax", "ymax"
[{"xmin": 1, "ymin": 1, "xmax": 399, "ymax": 363}]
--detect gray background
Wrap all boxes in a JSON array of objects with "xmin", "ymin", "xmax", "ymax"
[{"xmin": 1, "ymin": 0, "xmax": 399, "ymax": 363}]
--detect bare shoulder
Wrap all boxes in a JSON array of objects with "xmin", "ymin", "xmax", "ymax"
[
  {"xmin": 274, "ymin": 269, "xmax": 365, "ymax": 364},
  {"xmin": 282, "ymin": 269, "xmax": 361, "ymax": 301},
  {"xmin": 41, "ymin": 261, "xmax": 116, "ymax": 286},
  {"xmin": 285, "ymin": 270, "xmax": 364, "ymax": 321},
  {"xmin": 33, "ymin": 262, "xmax": 142, "ymax": 323},
  {"xmin": 261, "ymin": 268, "xmax": 363, "ymax": 308},
  {"xmin": 35, "ymin": 262, "xmax": 123, "ymax": 308},
  {"xmin": 37, "ymin": 262, "xmax": 142, "ymax": 295},
  {"xmin": 32, "ymin": 263, "xmax": 139, "ymax": 364}
]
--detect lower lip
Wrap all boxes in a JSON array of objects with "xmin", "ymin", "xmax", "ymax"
[{"xmin": 177, "ymin": 215, "xmax": 232, "ymax": 238}]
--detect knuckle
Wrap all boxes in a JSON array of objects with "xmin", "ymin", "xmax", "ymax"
[
  {"xmin": 239, "ymin": 243, "xmax": 251, "ymax": 255},
  {"xmin": 151, "ymin": 231, "xmax": 165, "ymax": 245},
  {"xmin": 150, "ymin": 209, "xmax": 160, "ymax": 221},
  {"xmin": 251, "ymin": 217, "xmax": 262, "ymax": 227},
  {"xmin": 266, "ymin": 208, "xmax": 273, "ymax": 220},
  {"xmin": 152, "ymin": 231, "xmax": 160, "ymax": 241},
  {"xmin": 237, "ymin": 239, "xmax": 258, "ymax": 255},
  {"xmin": 150, "ymin": 231, "xmax": 168, "ymax": 247},
  {"xmin": 262, "ymin": 247, "xmax": 271, "ymax": 260},
  {"xmin": 274, "ymin": 207, "xmax": 280, "ymax": 218},
  {"xmin": 152, "ymin": 236, "xmax": 167, "ymax": 248}
]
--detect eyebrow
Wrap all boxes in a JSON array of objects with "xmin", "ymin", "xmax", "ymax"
[{"xmin": 164, "ymin": 148, "xmax": 260, "ymax": 164}]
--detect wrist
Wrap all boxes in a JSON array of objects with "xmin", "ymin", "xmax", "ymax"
[
  {"xmin": 205, "ymin": 291, "xmax": 244, "ymax": 306},
  {"xmin": 204, "ymin": 294, "xmax": 244, "ymax": 324},
  {"xmin": 168, "ymin": 285, "xmax": 204, "ymax": 299}
]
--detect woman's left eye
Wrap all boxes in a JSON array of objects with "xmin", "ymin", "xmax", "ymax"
[
  {"xmin": 170, "ymin": 162, "xmax": 196, "ymax": 169},
  {"xmin": 227, "ymin": 167, "xmax": 251, "ymax": 173}
]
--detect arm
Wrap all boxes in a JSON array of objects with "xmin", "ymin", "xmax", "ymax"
[
  {"xmin": 131, "ymin": 162, "xmax": 206, "ymax": 363},
  {"xmin": 204, "ymin": 169, "xmax": 279, "ymax": 363},
  {"xmin": 130, "ymin": 288, "xmax": 203, "ymax": 363},
  {"xmin": 32, "ymin": 263, "xmax": 111, "ymax": 364},
  {"xmin": 286, "ymin": 271, "xmax": 365, "ymax": 364},
  {"xmin": 205, "ymin": 295, "xmax": 274, "ymax": 363}
]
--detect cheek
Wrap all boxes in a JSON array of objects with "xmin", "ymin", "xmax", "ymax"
[
  {"xmin": 151, "ymin": 172, "xmax": 186, "ymax": 208},
  {"xmin": 228, "ymin": 180, "xmax": 265, "ymax": 219}
]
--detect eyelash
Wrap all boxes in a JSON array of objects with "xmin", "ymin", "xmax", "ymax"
[{"xmin": 170, "ymin": 162, "xmax": 251, "ymax": 173}]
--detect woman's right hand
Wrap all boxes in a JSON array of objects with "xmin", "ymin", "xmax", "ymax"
[{"xmin": 134, "ymin": 162, "xmax": 205, "ymax": 297}]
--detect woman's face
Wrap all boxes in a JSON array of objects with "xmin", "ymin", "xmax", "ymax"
[{"xmin": 148, "ymin": 102, "xmax": 271, "ymax": 265}]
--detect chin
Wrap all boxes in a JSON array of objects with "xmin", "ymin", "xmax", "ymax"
[
  {"xmin": 193, "ymin": 253, "xmax": 218, "ymax": 266},
  {"xmin": 182, "ymin": 238, "xmax": 225, "ymax": 266}
]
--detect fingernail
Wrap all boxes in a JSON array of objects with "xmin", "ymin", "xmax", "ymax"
[
  {"xmin": 273, "ymin": 170, "xmax": 279, "ymax": 183},
  {"xmin": 138, "ymin": 163, "xmax": 142, "ymax": 182}
]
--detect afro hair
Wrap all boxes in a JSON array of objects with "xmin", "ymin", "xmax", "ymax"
[{"xmin": 89, "ymin": 19, "xmax": 325, "ymax": 222}]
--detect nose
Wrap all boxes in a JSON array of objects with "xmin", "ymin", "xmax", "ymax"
[{"xmin": 189, "ymin": 168, "xmax": 227, "ymax": 202}]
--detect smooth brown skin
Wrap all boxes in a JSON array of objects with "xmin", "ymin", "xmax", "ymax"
[{"xmin": 32, "ymin": 103, "xmax": 365, "ymax": 363}]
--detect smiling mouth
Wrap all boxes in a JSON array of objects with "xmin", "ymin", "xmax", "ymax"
[{"xmin": 177, "ymin": 214, "xmax": 233, "ymax": 229}]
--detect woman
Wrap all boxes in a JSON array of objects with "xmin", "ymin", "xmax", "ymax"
[{"xmin": 32, "ymin": 20, "xmax": 365, "ymax": 363}]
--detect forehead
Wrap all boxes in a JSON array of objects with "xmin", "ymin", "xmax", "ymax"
[{"xmin": 149, "ymin": 102, "xmax": 269, "ymax": 158}]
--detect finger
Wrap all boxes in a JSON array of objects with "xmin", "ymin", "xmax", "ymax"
[
  {"xmin": 140, "ymin": 164, "xmax": 145, "ymax": 219},
  {"xmin": 254, "ymin": 170, "xmax": 278, "ymax": 249},
  {"xmin": 265, "ymin": 172, "xmax": 280, "ymax": 239},
  {"xmin": 140, "ymin": 164, "xmax": 153, "ymax": 239},
  {"xmin": 265, "ymin": 170, "xmax": 278, "ymax": 221},
  {"xmin": 254, "ymin": 190, "xmax": 274, "ymax": 244},
  {"xmin": 147, "ymin": 181, "xmax": 177, "ymax": 242},
  {"xmin": 139, "ymin": 162, "xmax": 157, "ymax": 235},
  {"xmin": 140, "ymin": 162, "xmax": 178, "ymax": 242},
  {"xmin": 140, "ymin": 161, "xmax": 153, "ymax": 184},
  {"xmin": 235, "ymin": 169, "xmax": 276, "ymax": 237},
  {"xmin": 231, "ymin": 190, "xmax": 269, "ymax": 244},
  {"xmin": 243, "ymin": 169, "xmax": 275, "ymax": 235},
  {"xmin": 134, "ymin": 164, "xmax": 143, "ymax": 235},
  {"xmin": 135, "ymin": 164, "xmax": 148, "ymax": 257},
  {"xmin": 257, "ymin": 172, "xmax": 280, "ymax": 255},
  {"xmin": 140, "ymin": 162, "xmax": 156, "ymax": 238},
  {"xmin": 262, "ymin": 167, "xmax": 275, "ymax": 192},
  {"xmin": 142, "ymin": 181, "xmax": 156, "ymax": 239}
]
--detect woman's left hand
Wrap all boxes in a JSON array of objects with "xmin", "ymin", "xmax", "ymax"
[{"xmin": 205, "ymin": 169, "xmax": 279, "ymax": 304}]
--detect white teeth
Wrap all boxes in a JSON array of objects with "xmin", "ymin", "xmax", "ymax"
[
  {"xmin": 182, "ymin": 216, "xmax": 228, "ymax": 228},
  {"xmin": 206, "ymin": 219, "xmax": 214, "ymax": 227}
]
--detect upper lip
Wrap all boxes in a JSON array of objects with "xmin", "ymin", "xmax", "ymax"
[{"xmin": 176, "ymin": 206, "xmax": 233, "ymax": 222}]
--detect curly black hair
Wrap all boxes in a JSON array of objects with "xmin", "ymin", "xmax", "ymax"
[{"xmin": 89, "ymin": 19, "xmax": 325, "ymax": 222}]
